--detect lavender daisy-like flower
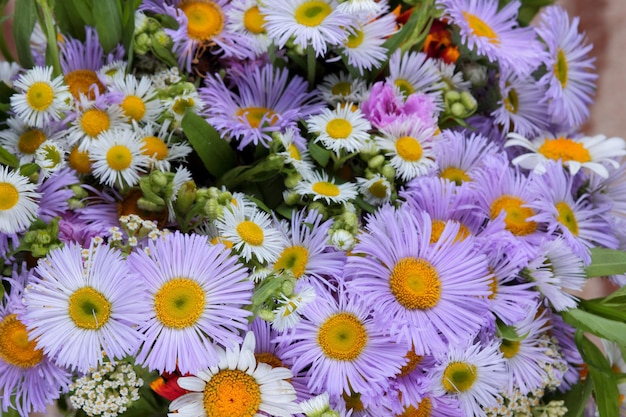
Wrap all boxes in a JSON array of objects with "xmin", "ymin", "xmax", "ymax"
[
  {"xmin": 386, "ymin": 49, "xmax": 445, "ymax": 108},
  {"xmin": 345, "ymin": 206, "xmax": 491, "ymax": 354},
  {"xmin": 37, "ymin": 168, "xmax": 79, "ymax": 222},
  {"xmin": 277, "ymin": 281, "xmax": 408, "ymax": 398},
  {"xmin": 200, "ymin": 63, "xmax": 322, "ymax": 149},
  {"xmin": 22, "ymin": 241, "xmax": 147, "ymax": 372},
  {"xmin": 438, "ymin": 0, "xmax": 544, "ymax": 77},
  {"xmin": 0, "ymin": 267, "xmax": 72, "ymax": 417},
  {"xmin": 128, "ymin": 231, "xmax": 253, "ymax": 374},
  {"xmin": 536, "ymin": 5, "xmax": 597, "ymax": 130}
]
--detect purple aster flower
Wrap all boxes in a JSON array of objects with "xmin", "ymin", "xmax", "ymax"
[
  {"xmin": 361, "ymin": 81, "xmax": 437, "ymax": 130},
  {"xmin": 22, "ymin": 241, "xmax": 147, "ymax": 372},
  {"xmin": 536, "ymin": 5, "xmax": 597, "ymax": 130},
  {"xmin": 128, "ymin": 231, "xmax": 253, "ymax": 374},
  {"xmin": 345, "ymin": 205, "xmax": 491, "ymax": 354},
  {"xmin": 200, "ymin": 63, "xmax": 323, "ymax": 149},
  {"xmin": 277, "ymin": 281, "xmax": 408, "ymax": 399},
  {"xmin": 0, "ymin": 266, "xmax": 72, "ymax": 417},
  {"xmin": 37, "ymin": 168, "xmax": 79, "ymax": 222}
]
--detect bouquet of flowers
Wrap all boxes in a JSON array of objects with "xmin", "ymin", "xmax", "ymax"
[{"xmin": 1, "ymin": 0, "xmax": 626, "ymax": 416}]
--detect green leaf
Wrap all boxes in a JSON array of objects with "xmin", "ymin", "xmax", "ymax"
[
  {"xmin": 150, "ymin": 42, "xmax": 178, "ymax": 68},
  {"xmin": 578, "ymin": 298, "xmax": 626, "ymax": 322},
  {"xmin": 12, "ymin": 0, "xmax": 37, "ymax": 68},
  {"xmin": 19, "ymin": 162, "xmax": 40, "ymax": 177},
  {"xmin": 308, "ymin": 141, "xmax": 331, "ymax": 167},
  {"xmin": 354, "ymin": 196, "xmax": 376, "ymax": 215},
  {"xmin": 557, "ymin": 377, "xmax": 592, "ymax": 417},
  {"xmin": 0, "ymin": 144, "xmax": 19, "ymax": 168},
  {"xmin": 495, "ymin": 320, "xmax": 524, "ymax": 341},
  {"xmin": 0, "ymin": 81, "xmax": 15, "ymax": 103},
  {"xmin": 93, "ymin": 0, "xmax": 123, "ymax": 53},
  {"xmin": 181, "ymin": 111, "xmax": 235, "ymax": 178},
  {"xmin": 585, "ymin": 248, "xmax": 626, "ymax": 277},
  {"xmin": 562, "ymin": 308, "xmax": 626, "ymax": 346},
  {"xmin": 53, "ymin": 0, "xmax": 86, "ymax": 40},
  {"xmin": 68, "ymin": 0, "xmax": 95, "ymax": 28},
  {"xmin": 274, "ymin": 203, "xmax": 295, "ymax": 220}
]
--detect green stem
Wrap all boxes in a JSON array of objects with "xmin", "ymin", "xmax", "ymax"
[
  {"xmin": 35, "ymin": 0, "xmax": 61, "ymax": 77},
  {"xmin": 306, "ymin": 44, "xmax": 316, "ymax": 88}
]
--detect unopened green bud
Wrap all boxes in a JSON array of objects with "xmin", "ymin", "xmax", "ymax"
[
  {"xmin": 450, "ymin": 102, "xmax": 466, "ymax": 118},
  {"xmin": 137, "ymin": 197, "xmax": 163, "ymax": 212},
  {"xmin": 146, "ymin": 18, "xmax": 160, "ymax": 33},
  {"xmin": 308, "ymin": 202, "xmax": 327, "ymax": 219},
  {"xmin": 71, "ymin": 184, "xmax": 88, "ymax": 199},
  {"xmin": 381, "ymin": 164, "xmax": 396, "ymax": 181},
  {"xmin": 150, "ymin": 170, "xmax": 169, "ymax": 190},
  {"xmin": 207, "ymin": 186, "xmax": 221, "ymax": 199},
  {"xmin": 205, "ymin": 199, "xmax": 223, "ymax": 221},
  {"xmin": 175, "ymin": 181, "xmax": 197, "ymax": 214},
  {"xmin": 134, "ymin": 33, "xmax": 151, "ymax": 55},
  {"xmin": 153, "ymin": 30, "xmax": 172, "ymax": 48},
  {"xmin": 284, "ymin": 191, "xmax": 301, "ymax": 206},
  {"xmin": 258, "ymin": 309, "xmax": 275, "ymax": 322},
  {"xmin": 284, "ymin": 173, "xmax": 302, "ymax": 189},
  {"xmin": 445, "ymin": 90, "xmax": 461, "ymax": 103},
  {"xmin": 281, "ymin": 279, "xmax": 295, "ymax": 297},
  {"xmin": 367, "ymin": 154, "xmax": 385, "ymax": 170},
  {"xmin": 217, "ymin": 191, "xmax": 233, "ymax": 205},
  {"xmin": 460, "ymin": 91, "xmax": 477, "ymax": 111},
  {"xmin": 36, "ymin": 231, "xmax": 51, "ymax": 245}
]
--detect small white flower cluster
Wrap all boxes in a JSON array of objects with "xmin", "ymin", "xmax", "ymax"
[
  {"xmin": 150, "ymin": 66, "xmax": 181, "ymax": 89},
  {"xmin": 540, "ymin": 334, "xmax": 570, "ymax": 391},
  {"xmin": 69, "ymin": 362, "xmax": 143, "ymax": 417},
  {"xmin": 534, "ymin": 401, "xmax": 568, "ymax": 417},
  {"xmin": 484, "ymin": 388, "xmax": 542, "ymax": 417},
  {"xmin": 109, "ymin": 214, "xmax": 170, "ymax": 251}
]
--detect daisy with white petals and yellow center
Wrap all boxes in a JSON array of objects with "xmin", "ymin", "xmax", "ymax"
[
  {"xmin": 170, "ymin": 332, "xmax": 299, "ymax": 417},
  {"xmin": 109, "ymin": 74, "xmax": 163, "ymax": 124},
  {"xmin": 294, "ymin": 170, "xmax": 358, "ymax": 204},
  {"xmin": 306, "ymin": 104, "xmax": 371, "ymax": 156},
  {"xmin": 0, "ymin": 165, "xmax": 41, "ymax": 234}
]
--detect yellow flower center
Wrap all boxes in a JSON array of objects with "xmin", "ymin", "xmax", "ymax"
[
  {"xmin": 556, "ymin": 201, "xmax": 579, "ymax": 235},
  {"xmin": 397, "ymin": 398, "xmax": 432, "ymax": 417},
  {"xmin": 254, "ymin": 352, "xmax": 284, "ymax": 368},
  {"xmin": 172, "ymin": 97, "xmax": 195, "ymax": 115},
  {"xmin": 81, "ymin": 109, "xmax": 111, "ymax": 138},
  {"xmin": 395, "ymin": 136, "xmax": 423, "ymax": 162},
  {"xmin": 243, "ymin": 5, "xmax": 266, "ymax": 34},
  {"xmin": 18, "ymin": 129, "xmax": 47, "ymax": 154},
  {"xmin": 142, "ymin": 136, "xmax": 169, "ymax": 160},
  {"xmin": 0, "ymin": 182, "xmax": 20, "ymax": 211},
  {"xmin": 368, "ymin": 180, "xmax": 388, "ymax": 199},
  {"xmin": 312, "ymin": 181, "xmax": 340, "ymax": 197},
  {"xmin": 203, "ymin": 369, "xmax": 261, "ymax": 417},
  {"xmin": 69, "ymin": 146, "xmax": 92, "ymax": 174},
  {"xmin": 331, "ymin": 81, "xmax": 352, "ymax": 96},
  {"xmin": 504, "ymin": 88, "xmax": 519, "ymax": 114},
  {"xmin": 154, "ymin": 278, "xmax": 206, "ymax": 329},
  {"xmin": 106, "ymin": 145, "xmax": 133, "ymax": 171},
  {"xmin": 442, "ymin": 361, "xmax": 477, "ymax": 393},
  {"xmin": 462, "ymin": 12, "xmax": 499, "ymax": 44},
  {"xmin": 389, "ymin": 257, "xmax": 441, "ymax": 310},
  {"xmin": 490, "ymin": 195, "xmax": 537, "ymax": 236},
  {"xmin": 326, "ymin": 118, "xmax": 353, "ymax": 139},
  {"xmin": 440, "ymin": 166, "xmax": 471, "ymax": 185},
  {"xmin": 294, "ymin": 1, "xmax": 332, "ymax": 27},
  {"xmin": 429, "ymin": 220, "xmax": 471, "ymax": 244},
  {"xmin": 65, "ymin": 69, "xmax": 105, "ymax": 100},
  {"xmin": 236, "ymin": 220, "xmax": 265, "ymax": 246},
  {"xmin": 345, "ymin": 27, "xmax": 365, "ymax": 48},
  {"xmin": 398, "ymin": 349, "xmax": 423, "ymax": 377},
  {"xmin": 394, "ymin": 79, "xmax": 415, "ymax": 97},
  {"xmin": 537, "ymin": 137, "xmax": 591, "ymax": 163},
  {"xmin": 274, "ymin": 245, "xmax": 309, "ymax": 278},
  {"xmin": 317, "ymin": 312, "xmax": 368, "ymax": 361},
  {"xmin": 236, "ymin": 106, "xmax": 277, "ymax": 129},
  {"xmin": 180, "ymin": 0, "xmax": 224, "ymax": 40},
  {"xmin": 68, "ymin": 287, "xmax": 112, "ymax": 330},
  {"xmin": 287, "ymin": 144, "xmax": 301, "ymax": 161},
  {"xmin": 0, "ymin": 314, "xmax": 43, "ymax": 368},
  {"xmin": 26, "ymin": 81, "xmax": 54, "ymax": 111},
  {"xmin": 554, "ymin": 48, "xmax": 568, "ymax": 89},
  {"xmin": 121, "ymin": 95, "xmax": 147, "ymax": 122},
  {"xmin": 500, "ymin": 338, "xmax": 521, "ymax": 359}
]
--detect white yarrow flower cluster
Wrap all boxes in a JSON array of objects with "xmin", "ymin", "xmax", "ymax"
[{"xmin": 69, "ymin": 362, "xmax": 143, "ymax": 417}]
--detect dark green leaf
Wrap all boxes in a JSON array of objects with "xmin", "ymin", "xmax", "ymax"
[
  {"xmin": 0, "ymin": 278, "xmax": 5, "ymax": 300},
  {"xmin": 0, "ymin": 81, "xmax": 15, "ymax": 103},
  {"xmin": 181, "ymin": 111, "xmax": 235, "ymax": 178},
  {"xmin": 585, "ymin": 248, "xmax": 626, "ymax": 277},
  {"xmin": 274, "ymin": 203, "xmax": 295, "ymax": 220},
  {"xmin": 53, "ymin": 0, "xmax": 86, "ymax": 40},
  {"xmin": 0, "ymin": 144, "xmax": 19, "ymax": 168},
  {"xmin": 562, "ymin": 308, "xmax": 626, "ymax": 346},
  {"xmin": 150, "ymin": 42, "xmax": 178, "ymax": 68},
  {"xmin": 93, "ymin": 0, "xmax": 123, "ymax": 53},
  {"xmin": 308, "ymin": 141, "xmax": 331, "ymax": 167},
  {"xmin": 557, "ymin": 378, "xmax": 592, "ymax": 417},
  {"xmin": 496, "ymin": 320, "xmax": 524, "ymax": 341},
  {"xmin": 577, "ymin": 335, "xmax": 620, "ymax": 417},
  {"xmin": 68, "ymin": 0, "xmax": 95, "ymax": 28},
  {"xmin": 12, "ymin": 0, "xmax": 37, "ymax": 68},
  {"xmin": 578, "ymin": 298, "xmax": 626, "ymax": 322},
  {"xmin": 354, "ymin": 196, "xmax": 376, "ymax": 215},
  {"xmin": 121, "ymin": 0, "xmax": 142, "ymax": 57},
  {"xmin": 601, "ymin": 284, "xmax": 626, "ymax": 303}
]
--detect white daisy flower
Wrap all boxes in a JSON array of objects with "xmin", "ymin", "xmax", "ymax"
[
  {"xmin": 0, "ymin": 61, "xmax": 21, "ymax": 87},
  {"xmin": 336, "ymin": 0, "xmax": 385, "ymax": 14},
  {"xmin": 272, "ymin": 284, "xmax": 317, "ymax": 331},
  {"xmin": 506, "ymin": 131, "xmax": 626, "ymax": 178},
  {"xmin": 356, "ymin": 174, "xmax": 392, "ymax": 205},
  {"xmin": 260, "ymin": 0, "xmax": 356, "ymax": 57},
  {"xmin": 98, "ymin": 60, "xmax": 128, "ymax": 83},
  {"xmin": 375, "ymin": 118, "xmax": 438, "ymax": 181},
  {"xmin": 435, "ymin": 58, "xmax": 471, "ymax": 92},
  {"xmin": 10, "ymin": 66, "xmax": 72, "ymax": 128},
  {"xmin": 171, "ymin": 332, "xmax": 299, "ymax": 417},
  {"xmin": 227, "ymin": 0, "xmax": 272, "ymax": 55},
  {"xmin": 108, "ymin": 74, "xmax": 163, "ymax": 124},
  {"xmin": 386, "ymin": 50, "xmax": 445, "ymax": 108},
  {"xmin": 66, "ymin": 95, "xmax": 128, "ymax": 150},
  {"xmin": 318, "ymin": 71, "xmax": 369, "ymax": 105},
  {"xmin": 163, "ymin": 90, "xmax": 205, "ymax": 125},
  {"xmin": 166, "ymin": 166, "xmax": 193, "ymax": 223},
  {"xmin": 277, "ymin": 128, "xmax": 315, "ymax": 178},
  {"xmin": 35, "ymin": 141, "xmax": 66, "ymax": 177},
  {"xmin": 134, "ymin": 120, "xmax": 192, "ymax": 172},
  {"xmin": 0, "ymin": 166, "xmax": 40, "ymax": 234},
  {"xmin": 89, "ymin": 128, "xmax": 150, "ymax": 188},
  {"xmin": 294, "ymin": 170, "xmax": 358, "ymax": 204},
  {"xmin": 0, "ymin": 117, "xmax": 66, "ymax": 164},
  {"xmin": 307, "ymin": 104, "xmax": 371, "ymax": 156},
  {"xmin": 217, "ymin": 203, "xmax": 287, "ymax": 263}
]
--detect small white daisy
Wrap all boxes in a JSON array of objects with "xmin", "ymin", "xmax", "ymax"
[
  {"xmin": 272, "ymin": 284, "xmax": 317, "ymax": 331},
  {"xmin": 10, "ymin": 66, "xmax": 72, "ymax": 128},
  {"xmin": 134, "ymin": 120, "xmax": 192, "ymax": 171},
  {"xmin": 276, "ymin": 128, "xmax": 315, "ymax": 178},
  {"xmin": 171, "ymin": 331, "xmax": 300, "ymax": 417},
  {"xmin": 336, "ymin": 0, "xmax": 384, "ymax": 14},
  {"xmin": 108, "ymin": 74, "xmax": 163, "ymax": 124},
  {"xmin": 294, "ymin": 170, "xmax": 358, "ymax": 204},
  {"xmin": 506, "ymin": 131, "xmax": 626, "ymax": 178},
  {"xmin": 356, "ymin": 174, "xmax": 392, "ymax": 205},
  {"xmin": 386, "ymin": 49, "xmax": 445, "ymax": 107},
  {"xmin": 89, "ymin": 128, "xmax": 150, "ymax": 188},
  {"xmin": 0, "ymin": 117, "xmax": 66, "ymax": 164},
  {"xmin": 318, "ymin": 71, "xmax": 369, "ymax": 105},
  {"xmin": 307, "ymin": 104, "xmax": 371, "ymax": 156},
  {"xmin": 66, "ymin": 95, "xmax": 128, "ymax": 150},
  {"xmin": 0, "ymin": 61, "xmax": 21, "ymax": 87},
  {"xmin": 375, "ymin": 118, "xmax": 438, "ymax": 181},
  {"xmin": 216, "ymin": 203, "xmax": 287, "ymax": 263},
  {"xmin": 35, "ymin": 141, "xmax": 66, "ymax": 177},
  {"xmin": 0, "ymin": 166, "xmax": 41, "ymax": 234},
  {"xmin": 227, "ymin": 0, "xmax": 272, "ymax": 55},
  {"xmin": 163, "ymin": 90, "xmax": 206, "ymax": 125}
]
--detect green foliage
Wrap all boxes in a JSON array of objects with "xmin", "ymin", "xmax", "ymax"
[
  {"xmin": 12, "ymin": 0, "xmax": 37, "ymax": 68},
  {"xmin": 586, "ymin": 248, "xmax": 626, "ymax": 277},
  {"xmin": 562, "ymin": 308, "xmax": 626, "ymax": 347}
]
